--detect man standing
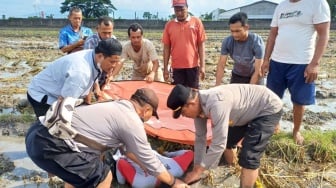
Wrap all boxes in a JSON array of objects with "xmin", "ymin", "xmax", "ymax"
[
  {"xmin": 216, "ymin": 12, "xmax": 264, "ymax": 86},
  {"xmin": 59, "ymin": 7, "xmax": 93, "ymax": 54},
  {"xmin": 167, "ymin": 84, "xmax": 283, "ymax": 188},
  {"xmin": 162, "ymin": 0, "xmax": 206, "ymax": 88},
  {"xmin": 84, "ymin": 16, "xmax": 123, "ymax": 101},
  {"xmin": 121, "ymin": 23, "xmax": 164, "ymax": 82},
  {"xmin": 262, "ymin": 0, "xmax": 330, "ymax": 144},
  {"xmin": 26, "ymin": 88, "xmax": 190, "ymax": 188},
  {"xmin": 27, "ymin": 38, "xmax": 122, "ymax": 118}
]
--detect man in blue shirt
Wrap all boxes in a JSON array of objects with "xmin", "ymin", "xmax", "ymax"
[
  {"xmin": 27, "ymin": 38, "xmax": 122, "ymax": 118},
  {"xmin": 84, "ymin": 16, "xmax": 123, "ymax": 102},
  {"xmin": 59, "ymin": 7, "xmax": 93, "ymax": 54}
]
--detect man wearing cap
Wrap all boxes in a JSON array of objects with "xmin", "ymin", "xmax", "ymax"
[
  {"xmin": 26, "ymin": 88, "xmax": 190, "ymax": 188},
  {"xmin": 167, "ymin": 84, "xmax": 283, "ymax": 187},
  {"xmin": 27, "ymin": 38, "xmax": 122, "ymax": 118},
  {"xmin": 162, "ymin": 0, "xmax": 206, "ymax": 89}
]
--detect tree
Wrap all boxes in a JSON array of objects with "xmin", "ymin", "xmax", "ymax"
[
  {"xmin": 200, "ymin": 12, "xmax": 213, "ymax": 21},
  {"xmin": 60, "ymin": 0, "xmax": 117, "ymax": 18},
  {"xmin": 143, "ymin": 12, "xmax": 152, "ymax": 20}
]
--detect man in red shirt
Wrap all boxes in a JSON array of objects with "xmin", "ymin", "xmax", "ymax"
[{"xmin": 162, "ymin": 0, "xmax": 207, "ymax": 89}]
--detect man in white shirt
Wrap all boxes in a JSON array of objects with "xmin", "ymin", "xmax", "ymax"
[
  {"xmin": 27, "ymin": 38, "xmax": 122, "ymax": 118},
  {"xmin": 262, "ymin": 0, "xmax": 330, "ymax": 145}
]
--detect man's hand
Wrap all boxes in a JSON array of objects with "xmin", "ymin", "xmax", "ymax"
[
  {"xmin": 304, "ymin": 63, "xmax": 319, "ymax": 83},
  {"xmin": 199, "ymin": 67, "xmax": 205, "ymax": 81},
  {"xmin": 261, "ymin": 59, "xmax": 270, "ymax": 77},
  {"xmin": 163, "ymin": 69, "xmax": 170, "ymax": 82},
  {"xmin": 145, "ymin": 71, "xmax": 155, "ymax": 83}
]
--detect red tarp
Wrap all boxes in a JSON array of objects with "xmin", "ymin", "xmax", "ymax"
[{"xmin": 102, "ymin": 81, "xmax": 212, "ymax": 145}]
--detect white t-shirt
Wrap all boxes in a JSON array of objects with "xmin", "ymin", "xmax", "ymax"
[{"xmin": 271, "ymin": 0, "xmax": 330, "ymax": 64}]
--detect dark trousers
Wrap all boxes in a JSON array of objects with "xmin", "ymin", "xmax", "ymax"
[{"xmin": 172, "ymin": 67, "xmax": 200, "ymax": 89}]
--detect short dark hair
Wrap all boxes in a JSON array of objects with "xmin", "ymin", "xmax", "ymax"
[
  {"xmin": 229, "ymin": 12, "xmax": 248, "ymax": 26},
  {"xmin": 95, "ymin": 38, "xmax": 122, "ymax": 57},
  {"xmin": 98, "ymin": 16, "xmax": 113, "ymax": 26},
  {"xmin": 68, "ymin": 7, "xmax": 82, "ymax": 17},
  {"xmin": 127, "ymin": 23, "xmax": 143, "ymax": 37}
]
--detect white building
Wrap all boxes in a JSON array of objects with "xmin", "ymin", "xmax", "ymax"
[{"xmin": 212, "ymin": 0, "xmax": 278, "ymax": 20}]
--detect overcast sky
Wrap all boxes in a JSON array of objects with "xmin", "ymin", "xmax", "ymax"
[{"xmin": 1, "ymin": 0, "xmax": 283, "ymax": 19}]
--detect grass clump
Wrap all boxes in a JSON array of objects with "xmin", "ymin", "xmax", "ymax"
[
  {"xmin": 266, "ymin": 131, "xmax": 336, "ymax": 163},
  {"xmin": 0, "ymin": 113, "xmax": 35, "ymax": 124}
]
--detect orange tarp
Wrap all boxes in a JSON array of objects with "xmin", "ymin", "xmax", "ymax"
[{"xmin": 103, "ymin": 81, "xmax": 212, "ymax": 145}]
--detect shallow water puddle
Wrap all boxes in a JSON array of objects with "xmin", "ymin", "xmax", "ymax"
[{"xmin": 0, "ymin": 136, "xmax": 49, "ymax": 188}]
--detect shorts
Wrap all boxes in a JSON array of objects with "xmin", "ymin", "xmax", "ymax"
[
  {"xmin": 227, "ymin": 110, "xmax": 282, "ymax": 169},
  {"xmin": 25, "ymin": 122, "xmax": 110, "ymax": 188},
  {"xmin": 230, "ymin": 72, "xmax": 265, "ymax": 85},
  {"xmin": 267, "ymin": 60, "xmax": 315, "ymax": 105},
  {"xmin": 172, "ymin": 67, "xmax": 200, "ymax": 89},
  {"xmin": 230, "ymin": 72, "xmax": 251, "ymax": 84}
]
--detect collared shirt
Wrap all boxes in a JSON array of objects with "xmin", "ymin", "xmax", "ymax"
[
  {"xmin": 162, "ymin": 16, "xmax": 207, "ymax": 68},
  {"xmin": 71, "ymin": 100, "xmax": 167, "ymax": 176},
  {"xmin": 59, "ymin": 24, "xmax": 93, "ymax": 49},
  {"xmin": 84, "ymin": 33, "xmax": 117, "ymax": 49},
  {"xmin": 28, "ymin": 50, "xmax": 100, "ymax": 104},
  {"xmin": 193, "ymin": 84, "xmax": 283, "ymax": 169}
]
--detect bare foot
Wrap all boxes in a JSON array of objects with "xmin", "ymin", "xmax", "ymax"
[{"xmin": 293, "ymin": 131, "xmax": 304, "ymax": 145}]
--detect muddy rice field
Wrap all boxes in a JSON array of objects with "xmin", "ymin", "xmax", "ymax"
[{"xmin": 0, "ymin": 27, "xmax": 336, "ymax": 187}]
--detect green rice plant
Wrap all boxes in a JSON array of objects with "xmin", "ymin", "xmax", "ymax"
[
  {"xmin": 304, "ymin": 130, "xmax": 336, "ymax": 162},
  {"xmin": 266, "ymin": 132, "xmax": 307, "ymax": 163},
  {"xmin": 0, "ymin": 113, "xmax": 35, "ymax": 124},
  {"xmin": 266, "ymin": 131, "xmax": 336, "ymax": 163}
]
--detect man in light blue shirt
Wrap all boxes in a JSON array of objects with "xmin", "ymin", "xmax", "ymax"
[
  {"xmin": 59, "ymin": 7, "xmax": 93, "ymax": 54},
  {"xmin": 27, "ymin": 38, "xmax": 122, "ymax": 118}
]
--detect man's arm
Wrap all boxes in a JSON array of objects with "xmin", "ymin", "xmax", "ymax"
[
  {"xmin": 215, "ymin": 55, "xmax": 228, "ymax": 86},
  {"xmin": 250, "ymin": 58, "xmax": 263, "ymax": 84},
  {"xmin": 110, "ymin": 62, "xmax": 124, "ymax": 79},
  {"xmin": 163, "ymin": 44, "xmax": 171, "ymax": 82},
  {"xmin": 262, "ymin": 27, "xmax": 278, "ymax": 76},
  {"xmin": 304, "ymin": 22, "xmax": 330, "ymax": 83},
  {"xmin": 198, "ymin": 41, "xmax": 206, "ymax": 81},
  {"xmin": 145, "ymin": 59, "xmax": 159, "ymax": 82},
  {"xmin": 60, "ymin": 39, "xmax": 85, "ymax": 54}
]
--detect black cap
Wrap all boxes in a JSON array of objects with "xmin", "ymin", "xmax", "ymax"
[
  {"xmin": 95, "ymin": 38, "xmax": 122, "ymax": 56},
  {"xmin": 132, "ymin": 88, "xmax": 159, "ymax": 119},
  {"xmin": 167, "ymin": 84, "xmax": 191, "ymax": 119}
]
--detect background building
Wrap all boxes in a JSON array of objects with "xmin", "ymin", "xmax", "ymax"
[{"xmin": 212, "ymin": 0, "xmax": 278, "ymax": 20}]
